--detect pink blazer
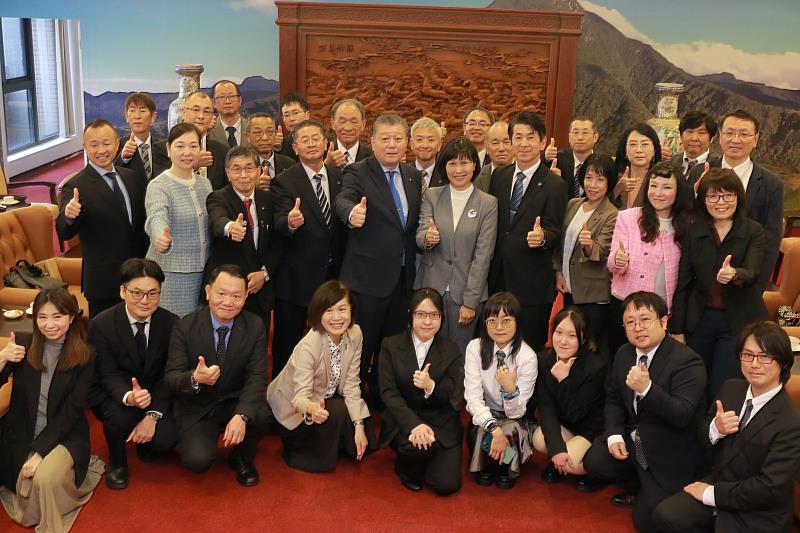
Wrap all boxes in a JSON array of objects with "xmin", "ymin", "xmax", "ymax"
[{"xmin": 607, "ymin": 207, "xmax": 682, "ymax": 312}]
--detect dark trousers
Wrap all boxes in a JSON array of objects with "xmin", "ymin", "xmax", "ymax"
[
  {"xmin": 563, "ymin": 293, "xmax": 611, "ymax": 356},
  {"xmin": 352, "ymin": 270, "xmax": 410, "ymax": 398},
  {"xmin": 88, "ymin": 297, "xmax": 121, "ymax": 319},
  {"xmin": 519, "ymin": 303, "xmax": 552, "ymax": 353},
  {"xmin": 607, "ymin": 296, "xmax": 628, "ymax": 356},
  {"xmin": 178, "ymin": 398, "xmax": 270, "ymax": 473},
  {"xmin": 91, "ymin": 397, "xmax": 178, "ymax": 468},
  {"xmin": 392, "ymin": 437, "xmax": 462, "ymax": 496},
  {"xmin": 652, "ymin": 489, "xmax": 714, "ymax": 533},
  {"xmin": 583, "ymin": 435, "xmax": 674, "ymax": 532},
  {"xmin": 687, "ymin": 308, "xmax": 740, "ymax": 400},
  {"xmin": 271, "ymin": 299, "xmax": 308, "ymax": 378}
]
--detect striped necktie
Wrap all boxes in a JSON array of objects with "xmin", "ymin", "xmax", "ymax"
[{"xmin": 313, "ymin": 174, "xmax": 331, "ymax": 227}]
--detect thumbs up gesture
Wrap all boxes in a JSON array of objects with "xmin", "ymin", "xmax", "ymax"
[
  {"xmin": 578, "ymin": 222, "xmax": 593, "ymax": 252},
  {"xmin": 714, "ymin": 400, "xmax": 740, "ymax": 436},
  {"xmin": 275, "ymin": 125, "xmax": 284, "ymax": 147},
  {"xmin": 350, "ymin": 197, "xmax": 367, "ymax": 228},
  {"xmin": 197, "ymin": 150, "xmax": 213, "ymax": 168},
  {"xmin": 309, "ymin": 398, "xmax": 330, "ymax": 424},
  {"xmin": 257, "ymin": 163, "xmax": 272, "ymax": 191},
  {"xmin": 65, "ymin": 187, "xmax": 82, "ymax": 220},
  {"xmin": 154, "ymin": 226, "xmax": 172, "ymax": 253},
  {"xmin": 626, "ymin": 360, "xmax": 651, "ymax": 394},
  {"xmin": 551, "ymin": 356, "xmax": 576, "ymax": 383},
  {"xmin": 549, "ymin": 156, "xmax": 561, "ymax": 176},
  {"xmin": 287, "ymin": 197, "xmax": 304, "ymax": 229},
  {"xmin": 527, "ymin": 216, "xmax": 545, "ymax": 248},
  {"xmin": 622, "ymin": 166, "xmax": 635, "ymax": 192},
  {"xmin": 694, "ymin": 162, "xmax": 711, "ymax": 193},
  {"xmin": 660, "ymin": 137, "xmax": 672, "ymax": 161},
  {"xmin": 128, "ymin": 377, "xmax": 152, "ymax": 409},
  {"xmin": 614, "ymin": 240, "xmax": 629, "ymax": 269},
  {"xmin": 122, "ymin": 132, "xmax": 138, "ymax": 159},
  {"xmin": 424, "ymin": 218, "xmax": 440, "ymax": 247},
  {"xmin": 545, "ymin": 137, "xmax": 558, "ymax": 161},
  {"xmin": 0, "ymin": 332, "xmax": 26, "ymax": 365},
  {"xmin": 439, "ymin": 120, "xmax": 448, "ymax": 139},
  {"xmin": 413, "ymin": 363, "xmax": 434, "ymax": 392},
  {"xmin": 717, "ymin": 254, "xmax": 736, "ymax": 284},
  {"xmin": 324, "ymin": 141, "xmax": 346, "ymax": 168},
  {"xmin": 229, "ymin": 213, "xmax": 247, "ymax": 242},
  {"xmin": 193, "ymin": 355, "xmax": 220, "ymax": 386}
]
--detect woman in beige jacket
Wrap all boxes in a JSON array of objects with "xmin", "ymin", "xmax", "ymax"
[{"xmin": 267, "ymin": 280, "xmax": 376, "ymax": 472}]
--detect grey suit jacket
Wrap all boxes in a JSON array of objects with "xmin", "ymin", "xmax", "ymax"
[
  {"xmin": 414, "ymin": 185, "xmax": 498, "ymax": 309},
  {"xmin": 266, "ymin": 326, "xmax": 369, "ymax": 430},
  {"xmin": 474, "ymin": 164, "xmax": 493, "ymax": 193},
  {"xmin": 208, "ymin": 116, "xmax": 250, "ymax": 148},
  {"xmin": 554, "ymin": 196, "xmax": 618, "ymax": 304}
]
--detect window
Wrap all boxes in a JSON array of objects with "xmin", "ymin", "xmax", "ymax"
[{"xmin": 0, "ymin": 18, "xmax": 83, "ymax": 177}]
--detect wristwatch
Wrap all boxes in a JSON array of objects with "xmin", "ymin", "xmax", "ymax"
[
  {"xmin": 486, "ymin": 421, "xmax": 498, "ymax": 434},
  {"xmin": 238, "ymin": 414, "xmax": 251, "ymax": 423},
  {"xmin": 147, "ymin": 412, "xmax": 162, "ymax": 421}
]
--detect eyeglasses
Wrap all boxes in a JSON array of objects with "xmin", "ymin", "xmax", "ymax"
[
  {"xmin": 738, "ymin": 352, "xmax": 775, "ymax": 365},
  {"xmin": 124, "ymin": 287, "xmax": 161, "ymax": 301},
  {"xmin": 213, "ymin": 95, "xmax": 240, "ymax": 102},
  {"xmin": 465, "ymin": 120, "xmax": 491, "ymax": 128},
  {"xmin": 486, "ymin": 317, "xmax": 515, "ymax": 329},
  {"xmin": 247, "ymin": 129, "xmax": 275, "ymax": 138},
  {"xmin": 185, "ymin": 106, "xmax": 213, "ymax": 116},
  {"xmin": 413, "ymin": 311, "xmax": 442, "ymax": 321},
  {"xmin": 295, "ymin": 135, "xmax": 324, "ymax": 147},
  {"xmin": 623, "ymin": 317, "xmax": 654, "ymax": 330},
  {"xmin": 721, "ymin": 130, "xmax": 756, "ymax": 141},
  {"xmin": 705, "ymin": 193, "xmax": 737, "ymax": 204},
  {"xmin": 227, "ymin": 165, "xmax": 259, "ymax": 175}
]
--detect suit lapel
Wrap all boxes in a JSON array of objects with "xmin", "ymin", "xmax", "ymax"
[
  {"xmin": 436, "ymin": 188, "xmax": 455, "ymax": 257},
  {"xmin": 745, "ymin": 164, "xmax": 764, "ymax": 209},
  {"xmin": 368, "ymin": 158, "xmax": 404, "ymax": 230},
  {"xmin": 400, "ymin": 164, "xmax": 420, "ymax": 229},
  {"xmin": 511, "ymin": 164, "xmax": 547, "ymax": 229},
  {"xmin": 87, "ymin": 166, "xmax": 130, "ymax": 226},
  {"xmin": 225, "ymin": 186, "xmax": 259, "ymax": 255},
  {"xmin": 114, "ymin": 305, "xmax": 142, "ymax": 373}
]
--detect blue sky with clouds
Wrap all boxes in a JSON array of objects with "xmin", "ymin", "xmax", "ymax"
[{"xmin": 2, "ymin": 0, "xmax": 798, "ymax": 93}]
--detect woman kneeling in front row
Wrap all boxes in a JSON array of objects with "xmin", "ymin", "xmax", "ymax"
[{"xmin": 379, "ymin": 288, "xmax": 464, "ymax": 495}]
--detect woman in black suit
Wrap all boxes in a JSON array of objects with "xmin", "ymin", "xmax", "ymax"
[
  {"xmin": 671, "ymin": 168, "xmax": 768, "ymax": 398},
  {"xmin": 379, "ymin": 288, "xmax": 464, "ymax": 495},
  {"xmin": 0, "ymin": 287, "xmax": 102, "ymax": 533},
  {"xmin": 532, "ymin": 307, "xmax": 606, "ymax": 487}
]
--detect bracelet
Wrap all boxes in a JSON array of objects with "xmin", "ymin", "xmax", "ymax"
[
  {"xmin": 485, "ymin": 421, "xmax": 498, "ymax": 434},
  {"xmin": 500, "ymin": 385, "xmax": 520, "ymax": 400}
]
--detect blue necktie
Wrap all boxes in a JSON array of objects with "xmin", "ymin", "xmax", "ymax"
[
  {"xmin": 509, "ymin": 171, "xmax": 526, "ymax": 223},
  {"xmin": 386, "ymin": 170, "xmax": 406, "ymax": 227}
]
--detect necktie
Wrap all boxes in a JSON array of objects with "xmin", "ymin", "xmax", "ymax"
[
  {"xmin": 509, "ymin": 171, "xmax": 526, "ymax": 223},
  {"xmin": 573, "ymin": 162, "xmax": 583, "ymax": 198},
  {"xmin": 242, "ymin": 198, "xmax": 255, "ymax": 245},
  {"xmin": 216, "ymin": 326, "xmax": 229, "ymax": 367},
  {"xmin": 420, "ymin": 169, "xmax": 429, "ymax": 195},
  {"xmin": 313, "ymin": 174, "xmax": 331, "ymax": 227},
  {"xmin": 634, "ymin": 355, "xmax": 648, "ymax": 414},
  {"xmin": 226, "ymin": 126, "xmax": 237, "ymax": 147},
  {"xmin": 265, "ymin": 160, "xmax": 273, "ymax": 178},
  {"xmin": 133, "ymin": 321, "xmax": 147, "ymax": 366},
  {"xmin": 343, "ymin": 151, "xmax": 351, "ymax": 166},
  {"xmin": 633, "ymin": 353, "xmax": 649, "ymax": 469},
  {"xmin": 496, "ymin": 350, "xmax": 506, "ymax": 369},
  {"xmin": 385, "ymin": 170, "xmax": 406, "ymax": 226},
  {"xmin": 106, "ymin": 172, "xmax": 130, "ymax": 224},
  {"xmin": 139, "ymin": 144, "xmax": 152, "ymax": 179},
  {"xmin": 739, "ymin": 399, "xmax": 754, "ymax": 430},
  {"xmin": 685, "ymin": 159, "xmax": 696, "ymax": 174}
]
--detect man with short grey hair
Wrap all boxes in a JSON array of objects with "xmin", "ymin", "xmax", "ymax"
[
  {"xmin": 325, "ymin": 98, "xmax": 372, "ymax": 168},
  {"xmin": 410, "ymin": 117, "xmax": 446, "ymax": 190}
]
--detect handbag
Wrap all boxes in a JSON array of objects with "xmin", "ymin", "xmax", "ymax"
[{"xmin": 3, "ymin": 259, "xmax": 67, "ymax": 291}]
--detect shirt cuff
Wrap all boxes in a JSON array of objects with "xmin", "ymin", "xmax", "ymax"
[
  {"xmin": 702, "ymin": 485, "xmax": 715, "ymax": 507},
  {"xmin": 122, "ymin": 391, "xmax": 132, "ymax": 406},
  {"xmin": 145, "ymin": 410, "xmax": 163, "ymax": 418},
  {"xmin": 224, "ymin": 221, "xmax": 232, "ymax": 237},
  {"xmin": 607, "ymin": 434, "xmax": 624, "ymax": 450},
  {"xmin": 709, "ymin": 420, "xmax": 722, "ymax": 444},
  {"xmin": 639, "ymin": 380, "xmax": 653, "ymax": 398},
  {"xmin": 261, "ymin": 266, "xmax": 269, "ymax": 282},
  {"xmin": 424, "ymin": 381, "xmax": 435, "ymax": 399}
]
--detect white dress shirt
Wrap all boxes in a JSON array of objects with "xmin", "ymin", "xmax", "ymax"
[
  {"xmin": 220, "ymin": 116, "xmax": 242, "ymax": 145},
  {"xmin": 415, "ymin": 160, "xmax": 435, "ymax": 189},
  {"xmin": 510, "ymin": 160, "xmax": 542, "ymax": 202},
  {"xmin": 607, "ymin": 341, "xmax": 660, "ymax": 450},
  {"xmin": 412, "ymin": 333, "xmax": 435, "ymax": 398},
  {"xmin": 337, "ymin": 140, "xmax": 359, "ymax": 165},
  {"xmin": 722, "ymin": 156, "xmax": 754, "ymax": 191}
]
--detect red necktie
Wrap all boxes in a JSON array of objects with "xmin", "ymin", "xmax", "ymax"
[{"xmin": 243, "ymin": 198, "xmax": 255, "ymax": 244}]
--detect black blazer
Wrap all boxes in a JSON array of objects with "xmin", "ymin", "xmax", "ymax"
[
  {"xmin": 534, "ymin": 347, "xmax": 606, "ymax": 457},
  {"xmin": 544, "ymin": 148, "xmax": 584, "ymax": 199},
  {"xmin": 272, "ymin": 153, "xmax": 295, "ymax": 176},
  {"xmin": 115, "ymin": 138, "xmax": 158, "ymax": 182},
  {"xmin": 671, "ymin": 216, "xmax": 768, "ymax": 335},
  {"xmin": 152, "ymin": 137, "xmax": 230, "ymax": 190},
  {"xmin": 488, "ymin": 162, "xmax": 568, "ymax": 305},
  {"xmin": 204, "ymin": 185, "xmax": 280, "ymax": 315},
  {"xmin": 701, "ymin": 379, "xmax": 800, "ymax": 533},
  {"xmin": 164, "ymin": 306, "xmax": 269, "ymax": 433},
  {"xmin": 325, "ymin": 139, "xmax": 373, "ymax": 165},
  {"xmin": 275, "ymin": 134, "xmax": 298, "ymax": 162},
  {"xmin": 55, "ymin": 165, "xmax": 148, "ymax": 301},
  {"xmin": 0, "ymin": 333, "xmax": 94, "ymax": 491},
  {"xmin": 333, "ymin": 155, "xmax": 422, "ymax": 297},
  {"xmin": 428, "ymin": 167, "xmax": 448, "ymax": 188},
  {"xmin": 271, "ymin": 163, "xmax": 346, "ymax": 307},
  {"xmin": 378, "ymin": 331, "xmax": 464, "ymax": 449},
  {"xmin": 88, "ymin": 304, "xmax": 178, "ymax": 412},
  {"xmin": 606, "ymin": 336, "xmax": 707, "ymax": 492},
  {"xmin": 687, "ymin": 158, "xmax": 783, "ymax": 290}
]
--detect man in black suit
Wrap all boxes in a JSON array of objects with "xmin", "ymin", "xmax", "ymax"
[
  {"xmin": 204, "ymin": 146, "xmax": 280, "ymax": 340},
  {"xmin": 687, "ymin": 109, "xmax": 783, "ymax": 291},
  {"xmin": 410, "ymin": 117, "xmax": 446, "ymax": 189},
  {"xmin": 164, "ymin": 265, "xmax": 271, "ymax": 486},
  {"xmin": 670, "ymin": 111, "xmax": 717, "ymax": 175},
  {"xmin": 324, "ymin": 98, "xmax": 373, "ymax": 169},
  {"xmin": 56, "ymin": 119, "xmax": 149, "ymax": 317},
  {"xmin": 333, "ymin": 114, "xmax": 422, "ymax": 404},
  {"xmin": 582, "ymin": 291, "xmax": 707, "ymax": 532},
  {"xmin": 463, "ymin": 106, "xmax": 494, "ymax": 168},
  {"xmin": 543, "ymin": 116, "xmax": 599, "ymax": 199},
  {"xmin": 116, "ymin": 92, "xmax": 158, "ymax": 182},
  {"xmin": 274, "ymin": 92, "xmax": 309, "ymax": 162},
  {"xmin": 654, "ymin": 320, "xmax": 800, "ymax": 533},
  {"xmin": 487, "ymin": 110, "xmax": 568, "ymax": 351},
  {"xmin": 245, "ymin": 112, "xmax": 294, "ymax": 192},
  {"xmin": 89, "ymin": 258, "xmax": 179, "ymax": 490},
  {"xmin": 152, "ymin": 91, "xmax": 229, "ymax": 189},
  {"xmin": 271, "ymin": 119, "xmax": 346, "ymax": 377}
]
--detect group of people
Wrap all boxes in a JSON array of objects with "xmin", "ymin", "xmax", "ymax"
[{"xmin": 0, "ymin": 79, "xmax": 796, "ymax": 533}]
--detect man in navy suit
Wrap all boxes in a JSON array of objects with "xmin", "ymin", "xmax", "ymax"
[
  {"xmin": 334, "ymin": 114, "xmax": 422, "ymax": 405},
  {"xmin": 687, "ymin": 109, "xmax": 783, "ymax": 291}
]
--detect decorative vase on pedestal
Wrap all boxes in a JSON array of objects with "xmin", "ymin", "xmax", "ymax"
[
  {"xmin": 647, "ymin": 82, "xmax": 684, "ymax": 157},
  {"xmin": 167, "ymin": 64, "xmax": 205, "ymax": 130}
]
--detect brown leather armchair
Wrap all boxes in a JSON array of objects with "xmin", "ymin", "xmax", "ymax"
[{"xmin": 764, "ymin": 238, "xmax": 800, "ymax": 339}]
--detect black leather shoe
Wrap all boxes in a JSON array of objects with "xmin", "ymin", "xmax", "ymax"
[
  {"xmin": 400, "ymin": 477, "xmax": 423, "ymax": 492},
  {"xmin": 105, "ymin": 466, "xmax": 129, "ymax": 490},
  {"xmin": 228, "ymin": 456, "xmax": 259, "ymax": 487},
  {"xmin": 475, "ymin": 469, "xmax": 495, "ymax": 486},
  {"xmin": 135, "ymin": 445, "xmax": 160, "ymax": 463},
  {"xmin": 495, "ymin": 471, "xmax": 516, "ymax": 489},
  {"xmin": 541, "ymin": 462, "xmax": 564, "ymax": 483},
  {"xmin": 575, "ymin": 476, "xmax": 607, "ymax": 493},
  {"xmin": 610, "ymin": 491, "xmax": 637, "ymax": 508}
]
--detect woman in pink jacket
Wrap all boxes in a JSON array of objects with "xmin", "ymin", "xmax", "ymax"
[{"xmin": 606, "ymin": 162, "xmax": 694, "ymax": 353}]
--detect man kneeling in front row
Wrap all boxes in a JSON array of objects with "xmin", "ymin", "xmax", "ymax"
[{"xmin": 165, "ymin": 264, "xmax": 271, "ymax": 486}]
